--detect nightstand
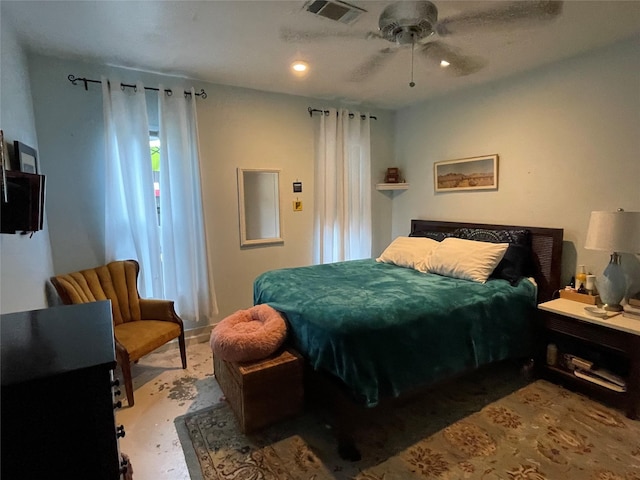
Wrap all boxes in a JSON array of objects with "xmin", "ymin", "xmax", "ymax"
[{"xmin": 537, "ymin": 298, "xmax": 640, "ymax": 419}]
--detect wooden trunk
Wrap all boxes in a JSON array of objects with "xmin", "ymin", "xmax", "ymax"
[{"xmin": 214, "ymin": 348, "xmax": 304, "ymax": 433}]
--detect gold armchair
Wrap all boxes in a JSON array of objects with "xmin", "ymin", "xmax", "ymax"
[{"xmin": 51, "ymin": 259, "xmax": 186, "ymax": 406}]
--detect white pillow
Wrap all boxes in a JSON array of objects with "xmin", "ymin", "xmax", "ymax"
[
  {"xmin": 427, "ymin": 237, "xmax": 508, "ymax": 283},
  {"xmin": 376, "ymin": 236, "xmax": 439, "ymax": 272}
]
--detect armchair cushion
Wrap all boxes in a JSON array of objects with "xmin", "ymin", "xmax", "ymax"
[{"xmin": 115, "ymin": 321, "xmax": 181, "ymax": 362}]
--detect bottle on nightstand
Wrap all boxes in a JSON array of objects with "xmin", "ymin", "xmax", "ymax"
[{"xmin": 576, "ymin": 265, "xmax": 587, "ymax": 292}]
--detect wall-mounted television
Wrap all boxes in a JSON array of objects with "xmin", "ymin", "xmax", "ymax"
[{"xmin": 1, "ymin": 171, "xmax": 45, "ymax": 234}]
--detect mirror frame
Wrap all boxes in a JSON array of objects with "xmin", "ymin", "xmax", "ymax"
[{"xmin": 237, "ymin": 168, "xmax": 284, "ymax": 247}]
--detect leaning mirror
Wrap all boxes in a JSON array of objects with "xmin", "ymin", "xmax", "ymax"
[{"xmin": 237, "ymin": 168, "xmax": 283, "ymax": 247}]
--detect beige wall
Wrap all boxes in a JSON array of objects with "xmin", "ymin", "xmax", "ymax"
[
  {"xmin": 0, "ymin": 17, "xmax": 55, "ymax": 314},
  {"xmin": 27, "ymin": 54, "xmax": 395, "ymax": 329},
  {"xmin": 9, "ymin": 34, "xmax": 638, "ymax": 321},
  {"xmin": 392, "ymin": 38, "xmax": 640, "ymax": 292},
  {"xmin": 198, "ymin": 85, "xmax": 395, "ymax": 317}
]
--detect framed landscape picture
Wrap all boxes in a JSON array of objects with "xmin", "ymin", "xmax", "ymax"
[{"xmin": 434, "ymin": 154, "xmax": 498, "ymax": 192}]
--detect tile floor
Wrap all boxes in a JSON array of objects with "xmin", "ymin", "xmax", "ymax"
[{"xmin": 115, "ymin": 340, "xmax": 221, "ymax": 479}]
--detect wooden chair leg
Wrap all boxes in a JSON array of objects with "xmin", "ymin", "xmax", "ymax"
[
  {"xmin": 117, "ymin": 349, "xmax": 135, "ymax": 407},
  {"xmin": 121, "ymin": 360, "xmax": 134, "ymax": 407},
  {"xmin": 179, "ymin": 331, "xmax": 187, "ymax": 369}
]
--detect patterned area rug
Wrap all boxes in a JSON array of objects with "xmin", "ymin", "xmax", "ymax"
[{"xmin": 175, "ymin": 364, "xmax": 640, "ymax": 480}]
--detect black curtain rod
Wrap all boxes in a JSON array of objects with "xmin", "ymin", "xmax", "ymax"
[
  {"xmin": 308, "ymin": 107, "xmax": 376, "ymax": 120},
  {"xmin": 67, "ymin": 75, "xmax": 207, "ymax": 99}
]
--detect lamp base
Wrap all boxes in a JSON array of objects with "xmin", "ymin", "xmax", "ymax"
[{"xmin": 597, "ymin": 253, "xmax": 626, "ymax": 312}]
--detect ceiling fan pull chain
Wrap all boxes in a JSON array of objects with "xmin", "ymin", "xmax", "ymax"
[{"xmin": 409, "ymin": 38, "xmax": 416, "ymax": 88}]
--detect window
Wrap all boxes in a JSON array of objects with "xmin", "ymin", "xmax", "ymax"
[{"xmin": 150, "ymin": 134, "xmax": 160, "ymax": 225}]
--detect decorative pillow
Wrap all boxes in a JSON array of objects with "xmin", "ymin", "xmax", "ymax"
[
  {"xmin": 454, "ymin": 228, "xmax": 532, "ymax": 285},
  {"xmin": 408, "ymin": 230, "xmax": 453, "ymax": 242},
  {"xmin": 454, "ymin": 228, "xmax": 529, "ymax": 244},
  {"xmin": 427, "ymin": 237, "xmax": 509, "ymax": 283},
  {"xmin": 376, "ymin": 236, "xmax": 439, "ymax": 272}
]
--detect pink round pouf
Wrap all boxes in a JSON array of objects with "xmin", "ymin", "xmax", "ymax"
[{"xmin": 210, "ymin": 304, "xmax": 287, "ymax": 362}]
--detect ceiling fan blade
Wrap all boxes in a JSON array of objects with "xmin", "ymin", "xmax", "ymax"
[
  {"xmin": 348, "ymin": 47, "xmax": 397, "ymax": 82},
  {"xmin": 420, "ymin": 41, "xmax": 487, "ymax": 76},
  {"xmin": 279, "ymin": 26, "xmax": 380, "ymax": 43},
  {"xmin": 436, "ymin": 1, "xmax": 563, "ymax": 37}
]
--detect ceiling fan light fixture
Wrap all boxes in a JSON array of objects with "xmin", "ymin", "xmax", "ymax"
[
  {"xmin": 378, "ymin": 1, "xmax": 438, "ymax": 44},
  {"xmin": 394, "ymin": 28, "xmax": 422, "ymax": 45}
]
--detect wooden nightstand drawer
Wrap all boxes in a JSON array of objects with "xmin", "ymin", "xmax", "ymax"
[{"xmin": 541, "ymin": 312, "xmax": 631, "ymax": 353}]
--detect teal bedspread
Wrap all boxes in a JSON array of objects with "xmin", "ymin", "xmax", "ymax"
[{"xmin": 254, "ymin": 259, "xmax": 537, "ymax": 406}]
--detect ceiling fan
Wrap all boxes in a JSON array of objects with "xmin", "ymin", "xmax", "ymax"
[{"xmin": 281, "ymin": 1, "xmax": 563, "ymax": 87}]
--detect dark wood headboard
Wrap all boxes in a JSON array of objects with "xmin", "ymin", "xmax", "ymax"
[{"xmin": 410, "ymin": 219, "xmax": 563, "ymax": 303}]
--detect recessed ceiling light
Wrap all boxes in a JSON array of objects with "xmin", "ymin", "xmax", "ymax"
[
  {"xmin": 440, "ymin": 60, "xmax": 450, "ymax": 67},
  {"xmin": 291, "ymin": 61, "xmax": 309, "ymax": 75},
  {"xmin": 292, "ymin": 62, "xmax": 307, "ymax": 72}
]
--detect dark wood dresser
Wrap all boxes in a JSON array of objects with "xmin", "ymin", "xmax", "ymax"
[{"xmin": 1, "ymin": 301, "xmax": 128, "ymax": 479}]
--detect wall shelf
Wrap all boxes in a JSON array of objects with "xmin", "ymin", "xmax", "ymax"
[{"xmin": 376, "ymin": 183, "xmax": 409, "ymax": 191}]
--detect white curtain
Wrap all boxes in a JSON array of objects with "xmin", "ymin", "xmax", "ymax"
[
  {"xmin": 158, "ymin": 86, "xmax": 217, "ymax": 322},
  {"xmin": 313, "ymin": 108, "xmax": 371, "ymax": 264},
  {"xmin": 102, "ymin": 78, "xmax": 162, "ymax": 297},
  {"xmin": 102, "ymin": 79, "xmax": 216, "ymax": 322}
]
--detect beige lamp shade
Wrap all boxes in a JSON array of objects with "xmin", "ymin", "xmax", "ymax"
[{"xmin": 584, "ymin": 211, "xmax": 640, "ymax": 254}]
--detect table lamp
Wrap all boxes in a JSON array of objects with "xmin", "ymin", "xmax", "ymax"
[{"xmin": 584, "ymin": 209, "xmax": 640, "ymax": 311}]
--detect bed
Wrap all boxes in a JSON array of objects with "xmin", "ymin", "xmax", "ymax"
[
  {"xmin": 254, "ymin": 219, "xmax": 563, "ymax": 459},
  {"xmin": 254, "ymin": 220, "xmax": 563, "ymax": 410}
]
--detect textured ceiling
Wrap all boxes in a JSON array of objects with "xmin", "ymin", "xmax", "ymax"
[{"xmin": 3, "ymin": 0, "xmax": 640, "ymax": 110}]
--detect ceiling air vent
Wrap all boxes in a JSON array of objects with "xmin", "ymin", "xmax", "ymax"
[{"xmin": 305, "ymin": 0, "xmax": 366, "ymax": 25}]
